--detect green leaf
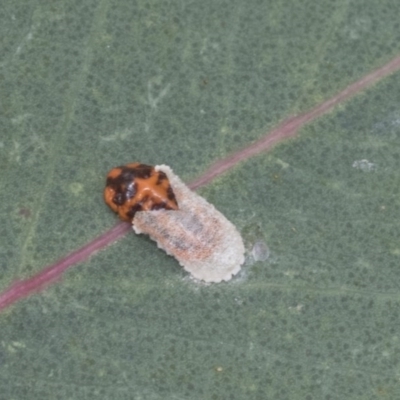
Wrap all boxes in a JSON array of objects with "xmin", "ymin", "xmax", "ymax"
[{"xmin": 1, "ymin": 0, "xmax": 400, "ymax": 398}]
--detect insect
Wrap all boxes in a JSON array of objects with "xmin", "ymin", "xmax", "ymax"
[
  {"xmin": 104, "ymin": 163, "xmax": 244, "ymax": 282},
  {"xmin": 104, "ymin": 163, "xmax": 179, "ymax": 221}
]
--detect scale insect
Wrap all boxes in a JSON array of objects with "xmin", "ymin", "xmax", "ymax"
[{"xmin": 104, "ymin": 163, "xmax": 244, "ymax": 282}]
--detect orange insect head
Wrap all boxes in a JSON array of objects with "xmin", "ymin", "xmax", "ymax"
[{"xmin": 104, "ymin": 162, "xmax": 179, "ymax": 221}]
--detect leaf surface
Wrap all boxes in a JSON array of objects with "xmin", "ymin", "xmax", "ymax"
[{"xmin": 1, "ymin": 1, "xmax": 400, "ymax": 399}]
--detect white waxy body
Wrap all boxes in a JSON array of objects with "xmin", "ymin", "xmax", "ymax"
[{"xmin": 132, "ymin": 165, "xmax": 245, "ymax": 282}]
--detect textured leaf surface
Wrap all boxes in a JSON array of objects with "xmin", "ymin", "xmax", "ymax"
[{"xmin": 1, "ymin": 1, "xmax": 400, "ymax": 399}]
